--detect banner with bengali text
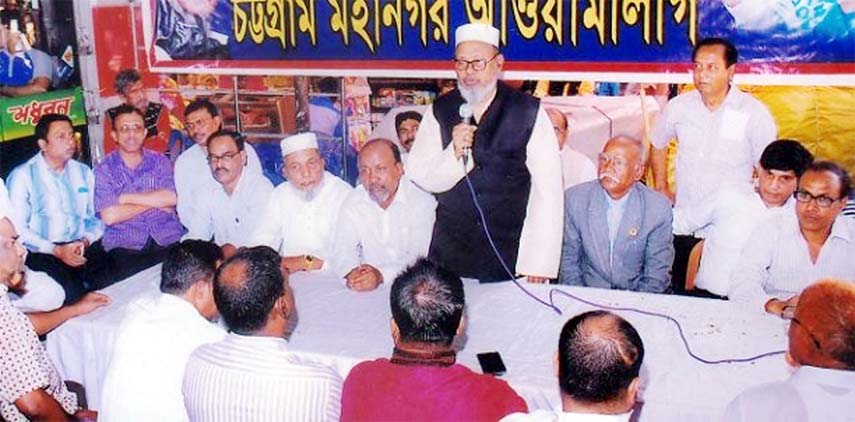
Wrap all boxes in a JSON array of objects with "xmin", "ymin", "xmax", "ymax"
[
  {"xmin": 0, "ymin": 88, "xmax": 86, "ymax": 142},
  {"xmin": 143, "ymin": 0, "xmax": 855, "ymax": 83}
]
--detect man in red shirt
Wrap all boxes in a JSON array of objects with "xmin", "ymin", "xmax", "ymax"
[{"xmin": 340, "ymin": 258, "xmax": 527, "ymax": 421}]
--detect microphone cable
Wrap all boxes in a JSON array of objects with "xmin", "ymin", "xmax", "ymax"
[{"xmin": 459, "ymin": 166, "xmax": 785, "ymax": 364}]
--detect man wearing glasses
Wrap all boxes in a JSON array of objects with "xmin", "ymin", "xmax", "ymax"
[
  {"xmin": 407, "ymin": 23, "xmax": 563, "ymax": 284},
  {"xmin": 725, "ymin": 279, "xmax": 855, "ymax": 421},
  {"xmin": 184, "ymin": 130, "xmax": 272, "ymax": 259},
  {"xmin": 175, "ymin": 99, "xmax": 262, "ymax": 236},
  {"xmin": 730, "ymin": 161, "xmax": 855, "ymax": 316},
  {"xmin": 94, "ymin": 104, "xmax": 185, "ymax": 284}
]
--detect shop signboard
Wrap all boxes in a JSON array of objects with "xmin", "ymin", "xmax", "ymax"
[
  {"xmin": 0, "ymin": 88, "xmax": 86, "ymax": 142},
  {"xmin": 142, "ymin": 0, "xmax": 854, "ymax": 84}
]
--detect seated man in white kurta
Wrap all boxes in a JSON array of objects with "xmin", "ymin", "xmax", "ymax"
[
  {"xmin": 252, "ymin": 132, "xmax": 352, "ymax": 274},
  {"xmin": 332, "ymin": 139, "xmax": 437, "ymax": 292},
  {"xmin": 184, "ymin": 130, "xmax": 273, "ymax": 258}
]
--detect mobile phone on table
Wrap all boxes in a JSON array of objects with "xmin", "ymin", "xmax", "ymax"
[{"xmin": 477, "ymin": 351, "xmax": 507, "ymax": 376}]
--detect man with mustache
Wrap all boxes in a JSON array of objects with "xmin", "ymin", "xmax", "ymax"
[
  {"xmin": 559, "ymin": 136, "xmax": 674, "ymax": 293},
  {"xmin": 175, "ymin": 99, "xmax": 262, "ymax": 236},
  {"xmin": 185, "ymin": 130, "xmax": 272, "ymax": 259},
  {"xmin": 332, "ymin": 139, "xmax": 436, "ymax": 292},
  {"xmin": 650, "ymin": 38, "xmax": 777, "ymax": 293},
  {"xmin": 252, "ymin": 132, "xmax": 353, "ymax": 274},
  {"xmin": 730, "ymin": 161, "xmax": 855, "ymax": 316},
  {"xmin": 7, "ymin": 113, "xmax": 112, "ymax": 305},
  {"xmin": 407, "ymin": 23, "xmax": 563, "ymax": 284},
  {"xmin": 395, "ymin": 110, "xmax": 422, "ymax": 161}
]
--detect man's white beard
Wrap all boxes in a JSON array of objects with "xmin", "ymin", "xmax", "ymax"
[
  {"xmin": 459, "ymin": 78, "xmax": 498, "ymax": 106},
  {"xmin": 295, "ymin": 173, "xmax": 325, "ymax": 202}
]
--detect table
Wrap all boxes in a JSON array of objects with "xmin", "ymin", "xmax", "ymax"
[{"xmin": 46, "ymin": 266, "xmax": 789, "ymax": 421}]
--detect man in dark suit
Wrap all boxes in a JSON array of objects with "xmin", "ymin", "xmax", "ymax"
[{"xmin": 559, "ymin": 136, "xmax": 674, "ymax": 293}]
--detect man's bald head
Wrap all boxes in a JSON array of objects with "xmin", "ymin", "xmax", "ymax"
[
  {"xmin": 790, "ymin": 279, "xmax": 855, "ymax": 370},
  {"xmin": 558, "ymin": 311, "xmax": 644, "ymax": 413},
  {"xmin": 213, "ymin": 246, "xmax": 293, "ymax": 336}
]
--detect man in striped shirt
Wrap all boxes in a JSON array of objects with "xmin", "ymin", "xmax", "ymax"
[
  {"xmin": 7, "ymin": 113, "xmax": 110, "ymax": 304},
  {"xmin": 183, "ymin": 246, "xmax": 342, "ymax": 421}
]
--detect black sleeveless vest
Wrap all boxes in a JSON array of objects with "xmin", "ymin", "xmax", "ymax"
[{"xmin": 428, "ymin": 82, "xmax": 540, "ymax": 282}]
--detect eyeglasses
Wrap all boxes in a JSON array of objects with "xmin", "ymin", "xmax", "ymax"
[
  {"xmin": 793, "ymin": 190, "xmax": 841, "ymax": 208},
  {"xmin": 207, "ymin": 150, "xmax": 241, "ymax": 164},
  {"xmin": 453, "ymin": 53, "xmax": 499, "ymax": 72},
  {"xmin": 118, "ymin": 124, "xmax": 145, "ymax": 134},
  {"xmin": 598, "ymin": 153, "xmax": 630, "ymax": 171},
  {"xmin": 790, "ymin": 317, "xmax": 822, "ymax": 351}
]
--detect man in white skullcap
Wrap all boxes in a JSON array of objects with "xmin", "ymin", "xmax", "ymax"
[
  {"xmin": 252, "ymin": 132, "xmax": 353, "ymax": 273},
  {"xmin": 176, "ymin": 99, "xmax": 264, "ymax": 236},
  {"xmin": 184, "ymin": 130, "xmax": 273, "ymax": 258},
  {"xmin": 407, "ymin": 23, "xmax": 563, "ymax": 283}
]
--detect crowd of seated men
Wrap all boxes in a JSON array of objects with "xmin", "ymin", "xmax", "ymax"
[{"xmin": 1, "ymin": 23, "xmax": 853, "ymax": 422}]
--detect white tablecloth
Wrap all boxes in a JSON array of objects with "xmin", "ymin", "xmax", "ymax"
[{"xmin": 46, "ymin": 266, "xmax": 789, "ymax": 420}]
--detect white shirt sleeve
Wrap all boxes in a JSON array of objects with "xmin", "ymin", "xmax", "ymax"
[
  {"xmin": 0, "ymin": 178, "xmax": 11, "ymax": 219},
  {"xmin": 406, "ymin": 107, "xmax": 473, "ymax": 193},
  {"xmin": 515, "ymin": 107, "xmax": 564, "ymax": 278},
  {"xmin": 251, "ymin": 189, "xmax": 285, "ymax": 252},
  {"xmin": 650, "ymin": 99, "xmax": 677, "ymax": 150},
  {"xmin": 331, "ymin": 195, "xmax": 362, "ymax": 279},
  {"xmin": 728, "ymin": 220, "xmax": 777, "ymax": 312},
  {"xmin": 672, "ymin": 194, "xmax": 718, "ymax": 236}
]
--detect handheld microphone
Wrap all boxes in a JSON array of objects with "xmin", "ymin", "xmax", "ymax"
[{"xmin": 458, "ymin": 103, "xmax": 474, "ymax": 166}]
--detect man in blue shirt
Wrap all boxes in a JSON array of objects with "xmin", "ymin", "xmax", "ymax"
[{"xmin": 7, "ymin": 113, "xmax": 110, "ymax": 304}]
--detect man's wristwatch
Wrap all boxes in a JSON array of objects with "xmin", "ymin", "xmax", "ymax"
[{"xmin": 304, "ymin": 255, "xmax": 314, "ymax": 270}]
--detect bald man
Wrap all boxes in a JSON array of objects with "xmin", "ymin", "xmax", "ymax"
[
  {"xmin": 726, "ymin": 279, "xmax": 855, "ymax": 421},
  {"xmin": 332, "ymin": 139, "xmax": 437, "ymax": 292},
  {"xmin": 504, "ymin": 310, "xmax": 644, "ymax": 421},
  {"xmin": 559, "ymin": 136, "xmax": 674, "ymax": 293}
]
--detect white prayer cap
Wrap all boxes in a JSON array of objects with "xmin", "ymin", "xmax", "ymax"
[
  {"xmin": 455, "ymin": 23, "xmax": 500, "ymax": 48},
  {"xmin": 280, "ymin": 132, "xmax": 318, "ymax": 156}
]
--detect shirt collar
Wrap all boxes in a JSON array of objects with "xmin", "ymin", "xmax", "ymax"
[
  {"xmin": 555, "ymin": 409, "xmax": 632, "ymax": 422},
  {"xmin": 792, "ymin": 365, "xmax": 855, "ymax": 389},
  {"xmin": 35, "ymin": 151, "xmax": 67, "ymax": 175},
  {"xmin": 600, "ymin": 183, "xmax": 632, "ymax": 210},
  {"xmin": 226, "ymin": 331, "xmax": 289, "ymax": 349}
]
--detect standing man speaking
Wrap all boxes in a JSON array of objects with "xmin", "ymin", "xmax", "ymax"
[{"xmin": 408, "ymin": 23, "xmax": 563, "ymax": 283}]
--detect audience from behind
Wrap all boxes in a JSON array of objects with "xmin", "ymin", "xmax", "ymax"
[
  {"xmin": 504, "ymin": 310, "xmax": 644, "ymax": 421},
  {"xmin": 0, "ymin": 217, "xmax": 107, "ymax": 421},
  {"xmin": 99, "ymin": 239, "xmax": 224, "ymax": 422},
  {"xmin": 253, "ymin": 132, "xmax": 353, "ymax": 274},
  {"xmin": 184, "ymin": 130, "xmax": 273, "ymax": 259},
  {"xmin": 650, "ymin": 37, "xmax": 777, "ymax": 292},
  {"xmin": 559, "ymin": 136, "xmax": 674, "ymax": 293},
  {"xmin": 183, "ymin": 246, "xmax": 342, "ymax": 421},
  {"xmin": 341, "ymin": 257, "xmax": 527, "ymax": 421},
  {"xmin": 332, "ymin": 138, "xmax": 436, "ymax": 291},
  {"xmin": 94, "ymin": 104, "xmax": 184, "ymax": 283},
  {"xmin": 407, "ymin": 23, "xmax": 563, "ymax": 284},
  {"xmin": 672, "ymin": 139, "xmax": 814, "ymax": 298},
  {"xmin": 725, "ymin": 279, "xmax": 855, "ymax": 421},
  {"xmin": 7, "ymin": 113, "xmax": 110, "ymax": 305},
  {"xmin": 729, "ymin": 161, "xmax": 855, "ymax": 315},
  {"xmin": 175, "ymin": 98, "xmax": 262, "ymax": 234},
  {"xmin": 546, "ymin": 107, "xmax": 597, "ymax": 190},
  {"xmin": 105, "ymin": 69, "xmax": 170, "ymax": 152},
  {"xmin": 395, "ymin": 110, "xmax": 423, "ymax": 157}
]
